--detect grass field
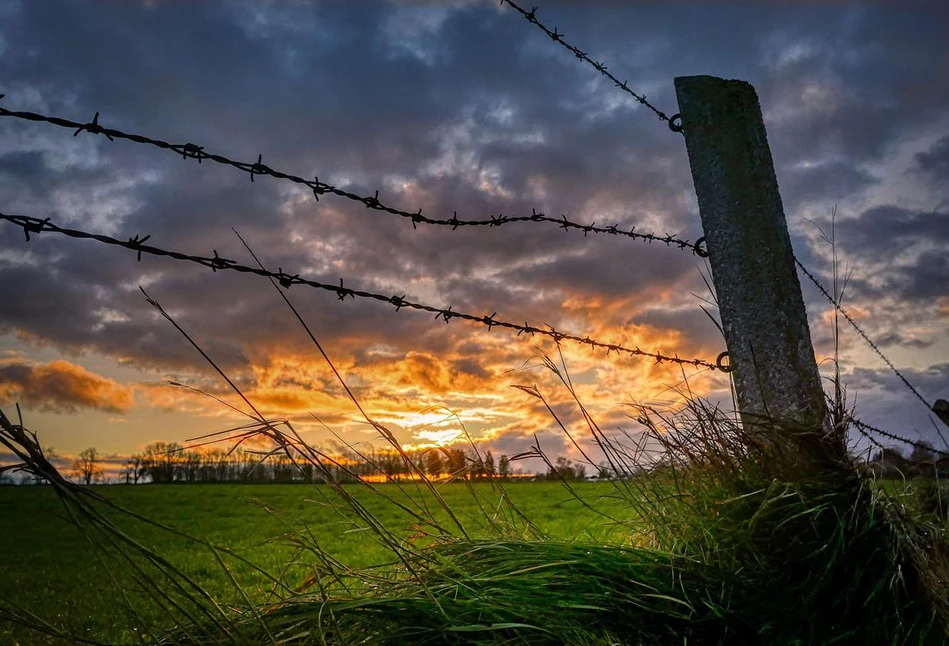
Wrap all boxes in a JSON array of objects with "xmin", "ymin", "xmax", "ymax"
[
  {"xmin": 2, "ymin": 403, "xmax": 948, "ymax": 646},
  {"xmin": 0, "ymin": 482, "xmax": 634, "ymax": 645}
]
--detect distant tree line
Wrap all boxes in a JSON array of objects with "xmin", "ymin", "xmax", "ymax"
[
  {"xmin": 103, "ymin": 443, "xmax": 594, "ymax": 485},
  {"xmin": 1, "ymin": 442, "xmax": 602, "ymax": 486}
]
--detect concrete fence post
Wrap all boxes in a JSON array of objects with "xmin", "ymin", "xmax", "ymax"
[{"xmin": 674, "ymin": 75, "xmax": 829, "ymax": 444}]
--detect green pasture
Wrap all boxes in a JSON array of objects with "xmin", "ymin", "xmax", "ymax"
[
  {"xmin": 1, "ymin": 475, "xmax": 947, "ymax": 645},
  {"xmin": 0, "ymin": 482, "xmax": 631, "ymax": 645}
]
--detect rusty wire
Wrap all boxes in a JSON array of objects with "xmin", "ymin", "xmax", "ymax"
[
  {"xmin": 0, "ymin": 211, "xmax": 723, "ymax": 371},
  {"xmin": 499, "ymin": 0, "xmax": 683, "ymax": 134},
  {"xmin": 0, "ymin": 101, "xmax": 705, "ymax": 256}
]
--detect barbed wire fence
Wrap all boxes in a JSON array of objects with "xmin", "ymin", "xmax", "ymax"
[
  {"xmin": 0, "ymin": 210, "xmax": 722, "ymax": 372},
  {"xmin": 494, "ymin": 1, "xmax": 946, "ymax": 460},
  {"xmin": 0, "ymin": 100, "xmax": 707, "ymax": 255},
  {"xmin": 0, "ymin": 1, "xmax": 943, "ymax": 462}
]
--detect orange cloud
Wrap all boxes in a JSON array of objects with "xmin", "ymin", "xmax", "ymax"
[
  {"xmin": 0, "ymin": 359, "xmax": 134, "ymax": 413},
  {"xmin": 129, "ymin": 307, "xmax": 724, "ymax": 457},
  {"xmin": 367, "ymin": 351, "xmax": 494, "ymax": 395},
  {"xmin": 820, "ymin": 303, "xmax": 869, "ymax": 326},
  {"xmin": 936, "ymin": 297, "xmax": 949, "ymax": 318}
]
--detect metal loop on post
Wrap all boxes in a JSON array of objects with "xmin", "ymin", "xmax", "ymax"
[
  {"xmin": 694, "ymin": 236, "xmax": 709, "ymax": 258},
  {"xmin": 668, "ymin": 113, "xmax": 683, "ymax": 133},
  {"xmin": 716, "ymin": 351, "xmax": 732, "ymax": 372}
]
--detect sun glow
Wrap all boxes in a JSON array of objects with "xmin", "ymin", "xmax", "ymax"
[{"xmin": 413, "ymin": 428, "xmax": 463, "ymax": 447}]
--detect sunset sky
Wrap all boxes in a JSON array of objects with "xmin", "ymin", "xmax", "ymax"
[{"xmin": 1, "ymin": 0, "xmax": 947, "ymax": 471}]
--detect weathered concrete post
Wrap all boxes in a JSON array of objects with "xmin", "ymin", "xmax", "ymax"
[{"xmin": 674, "ymin": 75, "xmax": 828, "ymax": 441}]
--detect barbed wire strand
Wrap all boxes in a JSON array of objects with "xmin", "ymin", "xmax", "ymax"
[
  {"xmin": 795, "ymin": 258, "xmax": 944, "ymax": 455},
  {"xmin": 499, "ymin": 0, "xmax": 683, "ymax": 134},
  {"xmin": 0, "ymin": 101, "xmax": 705, "ymax": 256},
  {"xmin": 852, "ymin": 423, "xmax": 888, "ymax": 457},
  {"xmin": 850, "ymin": 417, "xmax": 949, "ymax": 459},
  {"xmin": 0, "ymin": 211, "xmax": 722, "ymax": 372},
  {"xmin": 795, "ymin": 258, "xmax": 933, "ymax": 413}
]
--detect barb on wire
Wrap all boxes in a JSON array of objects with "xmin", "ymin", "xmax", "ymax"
[
  {"xmin": 852, "ymin": 422, "xmax": 889, "ymax": 457},
  {"xmin": 499, "ymin": 0, "xmax": 683, "ymax": 134},
  {"xmin": 0, "ymin": 211, "xmax": 723, "ymax": 372},
  {"xmin": 850, "ymin": 417, "xmax": 949, "ymax": 459},
  {"xmin": 795, "ymin": 258, "xmax": 933, "ymax": 414},
  {"xmin": 0, "ymin": 101, "xmax": 705, "ymax": 256}
]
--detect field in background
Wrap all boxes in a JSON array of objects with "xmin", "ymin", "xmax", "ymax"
[{"xmin": 0, "ymin": 482, "xmax": 635, "ymax": 644}]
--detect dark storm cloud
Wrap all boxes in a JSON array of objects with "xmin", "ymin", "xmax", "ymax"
[
  {"xmin": 515, "ymin": 244, "xmax": 698, "ymax": 300},
  {"xmin": 0, "ymin": 252, "xmax": 253, "ymax": 375},
  {"xmin": 779, "ymin": 160, "xmax": 877, "ymax": 212},
  {"xmin": 634, "ymin": 306, "xmax": 726, "ymax": 356},
  {"xmin": 831, "ymin": 206, "xmax": 949, "ymax": 258},
  {"xmin": 758, "ymin": 4, "xmax": 949, "ymax": 167},
  {"xmin": 848, "ymin": 363, "xmax": 949, "ymax": 398},
  {"xmin": 888, "ymin": 249, "xmax": 949, "ymax": 303},
  {"xmin": 0, "ymin": 151, "xmax": 46, "ymax": 179},
  {"xmin": 806, "ymin": 206, "xmax": 949, "ymax": 305},
  {"xmin": 869, "ymin": 331, "xmax": 936, "ymax": 351},
  {"xmin": 916, "ymin": 133, "xmax": 949, "ymax": 183},
  {"xmin": 0, "ymin": 0, "xmax": 947, "ymax": 445}
]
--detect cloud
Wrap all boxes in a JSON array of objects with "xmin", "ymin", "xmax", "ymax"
[
  {"xmin": 802, "ymin": 206, "xmax": 949, "ymax": 307},
  {"xmin": 0, "ymin": 359, "xmax": 134, "ymax": 413},
  {"xmin": 915, "ymin": 133, "xmax": 949, "ymax": 183},
  {"xmin": 779, "ymin": 159, "xmax": 877, "ymax": 211},
  {"xmin": 0, "ymin": 0, "xmax": 947, "ymax": 454},
  {"xmin": 830, "ymin": 206, "xmax": 949, "ymax": 259}
]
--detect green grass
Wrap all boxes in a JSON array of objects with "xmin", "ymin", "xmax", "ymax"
[
  {"xmin": 0, "ymin": 482, "xmax": 633, "ymax": 644},
  {"xmin": 3, "ymin": 383, "xmax": 949, "ymax": 644},
  {"xmin": 4, "ymin": 477, "xmax": 945, "ymax": 645}
]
